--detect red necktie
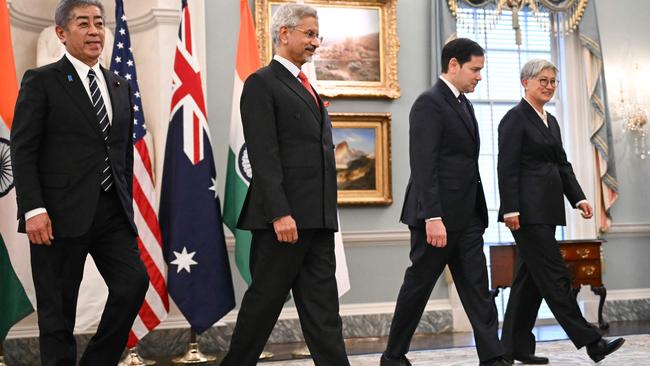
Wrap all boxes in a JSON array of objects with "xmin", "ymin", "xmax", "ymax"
[{"xmin": 297, "ymin": 71, "xmax": 319, "ymax": 108}]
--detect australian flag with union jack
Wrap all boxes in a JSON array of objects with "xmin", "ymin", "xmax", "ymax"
[{"xmin": 158, "ymin": 0, "xmax": 235, "ymax": 334}]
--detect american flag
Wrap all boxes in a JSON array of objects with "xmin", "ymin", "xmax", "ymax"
[
  {"xmin": 158, "ymin": 0, "xmax": 235, "ymax": 334},
  {"xmin": 109, "ymin": 0, "xmax": 169, "ymax": 346}
]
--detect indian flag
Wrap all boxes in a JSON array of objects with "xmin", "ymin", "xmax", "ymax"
[
  {"xmin": 0, "ymin": 0, "xmax": 34, "ymax": 341},
  {"xmin": 223, "ymin": 0, "xmax": 260, "ymax": 285}
]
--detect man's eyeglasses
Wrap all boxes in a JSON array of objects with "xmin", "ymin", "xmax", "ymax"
[
  {"xmin": 536, "ymin": 77, "xmax": 559, "ymax": 88},
  {"xmin": 292, "ymin": 27, "xmax": 323, "ymax": 43}
]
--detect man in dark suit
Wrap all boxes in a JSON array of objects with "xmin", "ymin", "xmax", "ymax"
[
  {"xmin": 381, "ymin": 38, "xmax": 508, "ymax": 366},
  {"xmin": 219, "ymin": 4, "xmax": 348, "ymax": 366},
  {"xmin": 498, "ymin": 58, "xmax": 624, "ymax": 364},
  {"xmin": 10, "ymin": 1, "xmax": 148, "ymax": 365}
]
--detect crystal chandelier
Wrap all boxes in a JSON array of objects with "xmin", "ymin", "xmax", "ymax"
[
  {"xmin": 622, "ymin": 107, "xmax": 648, "ymax": 159},
  {"xmin": 615, "ymin": 85, "xmax": 649, "ymax": 160},
  {"xmin": 448, "ymin": 0, "xmax": 589, "ymax": 45}
]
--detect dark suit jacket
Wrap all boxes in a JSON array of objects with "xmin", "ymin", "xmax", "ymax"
[
  {"xmin": 237, "ymin": 60, "xmax": 338, "ymax": 231},
  {"xmin": 497, "ymin": 99, "xmax": 585, "ymax": 225},
  {"xmin": 11, "ymin": 55, "xmax": 136, "ymax": 238},
  {"xmin": 400, "ymin": 79, "xmax": 488, "ymax": 231}
]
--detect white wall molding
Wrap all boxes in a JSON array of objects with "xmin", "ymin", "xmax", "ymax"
[
  {"xmin": 8, "ymin": 2, "xmax": 180, "ymax": 33},
  {"xmin": 8, "ymin": 2, "xmax": 52, "ymax": 32},
  {"xmin": 598, "ymin": 288, "xmax": 650, "ymax": 300},
  {"xmin": 581, "ymin": 287, "xmax": 650, "ymax": 323},
  {"xmin": 7, "ymin": 299, "xmax": 450, "ymax": 339},
  {"xmin": 225, "ymin": 229, "xmax": 411, "ymax": 251},
  {"xmin": 605, "ymin": 223, "xmax": 650, "ymax": 238},
  {"xmin": 222, "ymin": 223, "xmax": 650, "ymax": 250},
  {"xmin": 126, "ymin": 8, "xmax": 180, "ymax": 33}
]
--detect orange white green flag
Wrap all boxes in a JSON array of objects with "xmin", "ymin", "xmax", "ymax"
[
  {"xmin": 223, "ymin": 0, "xmax": 260, "ymax": 285},
  {"xmin": 0, "ymin": 0, "xmax": 35, "ymax": 342}
]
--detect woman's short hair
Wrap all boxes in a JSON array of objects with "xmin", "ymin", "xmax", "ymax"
[{"xmin": 520, "ymin": 58, "xmax": 558, "ymax": 82}]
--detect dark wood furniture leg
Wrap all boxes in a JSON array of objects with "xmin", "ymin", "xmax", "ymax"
[{"xmin": 591, "ymin": 286, "xmax": 609, "ymax": 330}]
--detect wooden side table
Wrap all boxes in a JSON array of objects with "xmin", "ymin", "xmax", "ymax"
[{"xmin": 488, "ymin": 239, "xmax": 608, "ymax": 329}]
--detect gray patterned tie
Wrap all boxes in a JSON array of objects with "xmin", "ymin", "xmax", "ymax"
[{"xmin": 88, "ymin": 69, "xmax": 113, "ymax": 191}]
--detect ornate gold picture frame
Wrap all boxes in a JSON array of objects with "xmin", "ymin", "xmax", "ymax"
[
  {"xmin": 330, "ymin": 113, "xmax": 392, "ymax": 205},
  {"xmin": 255, "ymin": 0, "xmax": 400, "ymax": 99}
]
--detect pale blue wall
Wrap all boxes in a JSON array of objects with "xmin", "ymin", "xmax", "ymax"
[
  {"xmin": 205, "ymin": 0, "xmax": 650, "ymax": 308},
  {"xmin": 595, "ymin": 0, "xmax": 650, "ymax": 289},
  {"xmin": 205, "ymin": 0, "xmax": 447, "ymax": 307}
]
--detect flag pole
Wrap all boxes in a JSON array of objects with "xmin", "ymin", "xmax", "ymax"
[{"xmin": 171, "ymin": 330, "xmax": 216, "ymax": 365}]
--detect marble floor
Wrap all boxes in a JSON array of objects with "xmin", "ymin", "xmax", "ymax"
[
  {"xmin": 138, "ymin": 320, "xmax": 650, "ymax": 365},
  {"xmin": 266, "ymin": 333, "xmax": 650, "ymax": 365}
]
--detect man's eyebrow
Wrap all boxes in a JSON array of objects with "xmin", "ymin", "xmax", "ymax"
[{"xmin": 74, "ymin": 15, "xmax": 104, "ymax": 21}]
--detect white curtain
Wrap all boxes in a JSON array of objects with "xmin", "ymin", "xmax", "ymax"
[{"xmin": 555, "ymin": 32, "xmax": 599, "ymax": 239}]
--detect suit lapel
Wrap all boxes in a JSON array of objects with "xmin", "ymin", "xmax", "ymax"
[
  {"xmin": 547, "ymin": 114, "xmax": 563, "ymax": 143},
  {"xmin": 271, "ymin": 60, "xmax": 321, "ymax": 122},
  {"xmin": 437, "ymin": 80, "xmax": 476, "ymax": 143},
  {"xmin": 54, "ymin": 56, "xmax": 103, "ymax": 138},
  {"xmin": 519, "ymin": 99, "xmax": 556, "ymax": 144},
  {"xmin": 547, "ymin": 114, "xmax": 566, "ymax": 161}
]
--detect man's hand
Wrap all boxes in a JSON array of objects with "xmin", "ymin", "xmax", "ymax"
[
  {"xmin": 426, "ymin": 220, "xmax": 447, "ymax": 247},
  {"xmin": 504, "ymin": 215, "xmax": 520, "ymax": 231},
  {"xmin": 273, "ymin": 215, "xmax": 298, "ymax": 244},
  {"xmin": 578, "ymin": 201, "xmax": 594, "ymax": 219},
  {"xmin": 26, "ymin": 213, "xmax": 54, "ymax": 245}
]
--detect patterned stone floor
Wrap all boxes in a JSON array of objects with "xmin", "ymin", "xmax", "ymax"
[
  {"xmin": 5, "ymin": 322, "xmax": 648, "ymax": 365},
  {"xmin": 266, "ymin": 334, "xmax": 650, "ymax": 365}
]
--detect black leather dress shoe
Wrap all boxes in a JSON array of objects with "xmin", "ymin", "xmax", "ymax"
[
  {"xmin": 586, "ymin": 337, "xmax": 625, "ymax": 362},
  {"xmin": 479, "ymin": 356, "xmax": 513, "ymax": 366},
  {"xmin": 380, "ymin": 353, "xmax": 412, "ymax": 366},
  {"xmin": 512, "ymin": 353, "xmax": 549, "ymax": 364}
]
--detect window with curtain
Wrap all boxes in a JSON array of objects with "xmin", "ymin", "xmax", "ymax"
[{"xmin": 456, "ymin": 6, "xmax": 563, "ymax": 320}]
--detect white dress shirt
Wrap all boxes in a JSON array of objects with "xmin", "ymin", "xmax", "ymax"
[{"xmin": 273, "ymin": 54, "xmax": 302, "ymax": 81}]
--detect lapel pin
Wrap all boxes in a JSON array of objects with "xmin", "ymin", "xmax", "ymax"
[
  {"xmin": 114, "ymin": 81, "xmax": 121, "ymax": 87},
  {"xmin": 67, "ymin": 74, "xmax": 73, "ymax": 82}
]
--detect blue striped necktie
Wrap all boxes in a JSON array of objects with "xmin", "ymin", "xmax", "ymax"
[{"xmin": 88, "ymin": 69, "xmax": 113, "ymax": 191}]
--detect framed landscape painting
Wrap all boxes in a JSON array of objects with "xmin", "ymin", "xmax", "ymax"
[
  {"xmin": 330, "ymin": 113, "xmax": 392, "ymax": 205},
  {"xmin": 255, "ymin": 0, "xmax": 400, "ymax": 99}
]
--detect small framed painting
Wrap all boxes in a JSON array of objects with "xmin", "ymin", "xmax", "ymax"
[{"xmin": 330, "ymin": 113, "xmax": 392, "ymax": 205}]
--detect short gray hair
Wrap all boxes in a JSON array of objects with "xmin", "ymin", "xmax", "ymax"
[
  {"xmin": 520, "ymin": 58, "xmax": 558, "ymax": 82},
  {"xmin": 270, "ymin": 4, "xmax": 318, "ymax": 46},
  {"xmin": 55, "ymin": 0, "xmax": 105, "ymax": 29}
]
